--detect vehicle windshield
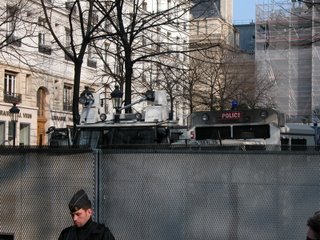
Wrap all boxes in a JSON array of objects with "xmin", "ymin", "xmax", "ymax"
[{"xmin": 74, "ymin": 126, "xmax": 169, "ymax": 148}]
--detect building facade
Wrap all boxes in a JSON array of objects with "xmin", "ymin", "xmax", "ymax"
[
  {"xmin": 234, "ymin": 23, "xmax": 255, "ymax": 54},
  {"xmin": 0, "ymin": 0, "xmax": 189, "ymax": 146},
  {"xmin": 0, "ymin": 0, "xmax": 98, "ymax": 146},
  {"xmin": 255, "ymin": 1, "xmax": 320, "ymax": 123}
]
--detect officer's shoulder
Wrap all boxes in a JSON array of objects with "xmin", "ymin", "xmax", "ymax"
[
  {"xmin": 61, "ymin": 226, "xmax": 74, "ymax": 233},
  {"xmin": 91, "ymin": 223, "xmax": 115, "ymax": 240},
  {"xmin": 59, "ymin": 226, "xmax": 75, "ymax": 237},
  {"xmin": 92, "ymin": 222, "xmax": 107, "ymax": 233}
]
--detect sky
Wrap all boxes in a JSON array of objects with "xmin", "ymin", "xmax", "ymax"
[{"xmin": 233, "ymin": 0, "xmax": 271, "ymax": 24}]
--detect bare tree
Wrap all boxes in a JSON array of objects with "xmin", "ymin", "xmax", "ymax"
[
  {"xmin": 39, "ymin": 0, "xmax": 117, "ymax": 127},
  {"xmin": 186, "ymin": 44, "xmax": 276, "ymax": 112},
  {"xmin": 182, "ymin": 59, "xmax": 201, "ymax": 114},
  {"xmin": 244, "ymin": 61, "xmax": 277, "ymax": 109},
  {"xmin": 94, "ymin": 0, "xmax": 194, "ymax": 112},
  {"xmin": 186, "ymin": 46, "xmax": 239, "ymax": 111},
  {"xmin": 157, "ymin": 64, "xmax": 188, "ymax": 120},
  {"xmin": 0, "ymin": 0, "xmax": 37, "ymax": 62}
]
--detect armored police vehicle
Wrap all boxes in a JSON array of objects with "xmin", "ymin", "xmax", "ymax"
[{"xmin": 48, "ymin": 89, "xmax": 183, "ymax": 148}]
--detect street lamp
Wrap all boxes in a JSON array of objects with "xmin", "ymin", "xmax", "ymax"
[
  {"xmin": 110, "ymin": 86, "xmax": 123, "ymax": 123},
  {"xmin": 9, "ymin": 103, "xmax": 20, "ymax": 147}
]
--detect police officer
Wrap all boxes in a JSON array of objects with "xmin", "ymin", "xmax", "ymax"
[
  {"xmin": 306, "ymin": 211, "xmax": 320, "ymax": 240},
  {"xmin": 58, "ymin": 189, "xmax": 115, "ymax": 240}
]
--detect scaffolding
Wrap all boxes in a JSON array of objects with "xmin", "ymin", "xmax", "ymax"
[{"xmin": 255, "ymin": 1, "xmax": 320, "ymax": 123}]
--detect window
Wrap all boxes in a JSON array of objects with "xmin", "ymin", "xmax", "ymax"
[
  {"xmin": 63, "ymin": 85, "xmax": 73, "ymax": 112},
  {"xmin": 233, "ymin": 125, "xmax": 270, "ymax": 139},
  {"xmin": 142, "ymin": 62, "xmax": 146, "ymax": 82},
  {"xmin": 156, "ymin": 27, "xmax": 161, "ymax": 52},
  {"xmin": 92, "ymin": 10, "xmax": 98, "ymax": 25},
  {"xmin": 104, "ymin": 42, "xmax": 110, "ymax": 71},
  {"xmin": 281, "ymin": 138, "xmax": 289, "ymax": 151},
  {"xmin": 20, "ymin": 123, "xmax": 30, "ymax": 146},
  {"xmin": 156, "ymin": 64, "xmax": 161, "ymax": 86},
  {"xmin": 142, "ymin": 35, "xmax": 146, "ymax": 46},
  {"xmin": 4, "ymin": 71, "xmax": 21, "ymax": 103},
  {"xmin": 195, "ymin": 126, "xmax": 231, "ymax": 140},
  {"xmin": 114, "ymin": 45, "xmax": 122, "ymax": 75},
  {"xmin": 142, "ymin": 0, "xmax": 147, "ymax": 10},
  {"xmin": 291, "ymin": 138, "xmax": 307, "ymax": 151},
  {"xmin": 104, "ymin": 20, "xmax": 111, "ymax": 32},
  {"xmin": 142, "ymin": 74, "xmax": 146, "ymax": 82},
  {"xmin": 38, "ymin": 17, "xmax": 52, "ymax": 55},
  {"xmin": 166, "ymin": 32, "xmax": 171, "ymax": 51},
  {"xmin": 6, "ymin": 5, "xmax": 21, "ymax": 47},
  {"xmin": 65, "ymin": 1, "xmax": 77, "ymax": 14},
  {"xmin": 39, "ymin": 32, "xmax": 45, "ymax": 45},
  {"xmin": 4, "ymin": 72, "xmax": 16, "ymax": 95},
  {"xmin": 65, "ymin": 27, "xmax": 70, "ymax": 46},
  {"xmin": 183, "ymin": 40, "xmax": 187, "ymax": 61},
  {"xmin": 167, "ymin": 0, "xmax": 171, "ymax": 9},
  {"xmin": 87, "ymin": 45, "xmax": 97, "ymax": 68},
  {"xmin": 157, "ymin": 0, "xmax": 161, "ymax": 12},
  {"xmin": 6, "ymin": 5, "xmax": 15, "ymax": 33},
  {"xmin": 0, "ymin": 122, "xmax": 4, "ymax": 145},
  {"xmin": 65, "ymin": 28, "xmax": 72, "ymax": 61},
  {"xmin": 176, "ymin": 36, "xmax": 180, "ymax": 58}
]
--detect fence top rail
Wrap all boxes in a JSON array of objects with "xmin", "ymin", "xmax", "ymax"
[
  {"xmin": 0, "ymin": 146, "xmax": 93, "ymax": 155},
  {"xmin": 0, "ymin": 145, "xmax": 319, "ymax": 155},
  {"xmin": 98, "ymin": 145, "xmax": 320, "ymax": 155}
]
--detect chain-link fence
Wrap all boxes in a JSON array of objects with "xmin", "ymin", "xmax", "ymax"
[
  {"xmin": 0, "ymin": 147, "xmax": 96, "ymax": 240},
  {"xmin": 1, "ymin": 146, "xmax": 320, "ymax": 240}
]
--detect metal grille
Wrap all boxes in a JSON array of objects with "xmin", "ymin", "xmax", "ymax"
[
  {"xmin": 99, "ymin": 150, "xmax": 320, "ymax": 240},
  {"xmin": 1, "ymin": 147, "xmax": 320, "ymax": 240},
  {"xmin": 0, "ymin": 148, "xmax": 95, "ymax": 240}
]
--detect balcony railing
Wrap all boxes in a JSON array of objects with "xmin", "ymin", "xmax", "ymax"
[
  {"xmin": 87, "ymin": 58, "xmax": 97, "ymax": 68},
  {"xmin": 4, "ymin": 92, "xmax": 22, "ymax": 104},
  {"xmin": 6, "ymin": 34, "xmax": 22, "ymax": 47},
  {"xmin": 39, "ymin": 44, "xmax": 52, "ymax": 55}
]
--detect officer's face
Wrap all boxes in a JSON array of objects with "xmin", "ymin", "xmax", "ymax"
[{"xmin": 71, "ymin": 208, "xmax": 92, "ymax": 227}]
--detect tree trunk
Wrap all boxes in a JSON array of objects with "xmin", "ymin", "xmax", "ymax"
[
  {"xmin": 72, "ymin": 61, "xmax": 83, "ymax": 127},
  {"xmin": 124, "ymin": 58, "xmax": 133, "ymax": 113}
]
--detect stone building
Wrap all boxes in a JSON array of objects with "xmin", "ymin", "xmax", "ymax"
[{"xmin": 0, "ymin": 0, "xmax": 189, "ymax": 145}]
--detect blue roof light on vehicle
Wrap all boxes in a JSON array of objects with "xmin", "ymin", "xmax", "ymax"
[
  {"xmin": 231, "ymin": 100, "xmax": 238, "ymax": 110},
  {"xmin": 201, "ymin": 113, "xmax": 209, "ymax": 121}
]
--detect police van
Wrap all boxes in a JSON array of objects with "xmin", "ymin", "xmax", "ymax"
[{"xmin": 187, "ymin": 108, "xmax": 318, "ymax": 151}]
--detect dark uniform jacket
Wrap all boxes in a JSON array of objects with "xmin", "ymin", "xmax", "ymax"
[{"xmin": 58, "ymin": 218, "xmax": 115, "ymax": 240}]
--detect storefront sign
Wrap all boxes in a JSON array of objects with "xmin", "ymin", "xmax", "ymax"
[
  {"xmin": 51, "ymin": 115, "xmax": 73, "ymax": 122},
  {"xmin": 0, "ymin": 110, "xmax": 32, "ymax": 119},
  {"xmin": 52, "ymin": 115, "xmax": 66, "ymax": 121}
]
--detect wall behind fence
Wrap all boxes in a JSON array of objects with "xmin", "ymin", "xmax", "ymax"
[{"xmin": 1, "ymin": 147, "xmax": 320, "ymax": 240}]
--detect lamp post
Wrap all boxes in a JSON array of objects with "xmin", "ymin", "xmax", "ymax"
[
  {"xmin": 110, "ymin": 86, "xmax": 123, "ymax": 123},
  {"xmin": 9, "ymin": 103, "xmax": 20, "ymax": 147}
]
